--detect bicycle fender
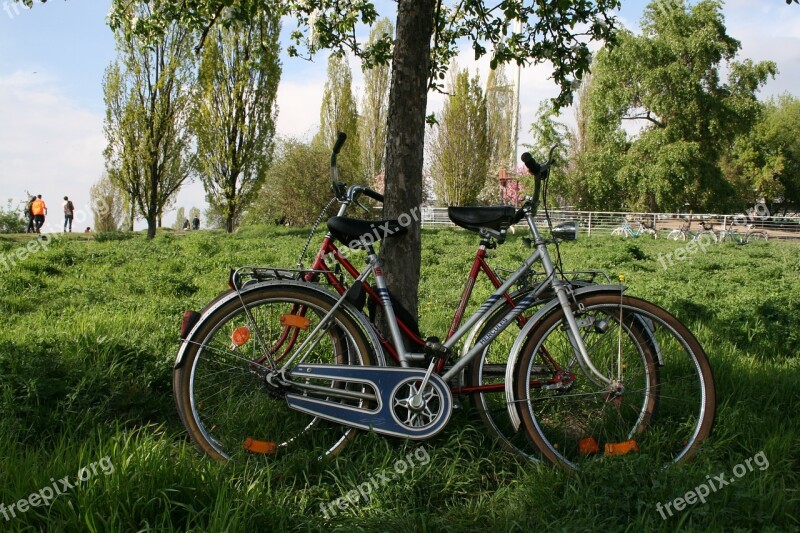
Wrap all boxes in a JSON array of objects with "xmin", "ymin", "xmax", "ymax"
[
  {"xmin": 174, "ymin": 280, "xmax": 387, "ymax": 369},
  {"xmin": 503, "ymin": 284, "xmax": 626, "ymax": 432}
]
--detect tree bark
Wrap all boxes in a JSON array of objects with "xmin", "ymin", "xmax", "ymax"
[{"xmin": 379, "ymin": 0, "xmax": 436, "ymax": 323}]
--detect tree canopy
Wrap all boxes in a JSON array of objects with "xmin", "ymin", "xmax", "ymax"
[
  {"xmin": 103, "ymin": 2, "xmax": 197, "ymax": 239},
  {"xmin": 581, "ymin": 0, "xmax": 777, "ymax": 212},
  {"xmin": 193, "ymin": 10, "xmax": 282, "ymax": 233},
  {"xmin": 428, "ymin": 67, "xmax": 491, "ymax": 206}
]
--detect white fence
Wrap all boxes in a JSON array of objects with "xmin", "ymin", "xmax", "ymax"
[{"xmin": 419, "ymin": 207, "xmax": 800, "ymax": 240}]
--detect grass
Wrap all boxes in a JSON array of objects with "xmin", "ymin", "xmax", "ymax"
[{"xmin": 0, "ymin": 226, "xmax": 798, "ymax": 531}]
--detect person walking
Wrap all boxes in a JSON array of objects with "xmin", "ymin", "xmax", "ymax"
[
  {"xmin": 192, "ymin": 216, "xmax": 200, "ymax": 231},
  {"xmin": 25, "ymin": 196, "xmax": 36, "ymax": 233},
  {"xmin": 31, "ymin": 194, "xmax": 47, "ymax": 234},
  {"xmin": 63, "ymin": 196, "xmax": 75, "ymax": 232}
]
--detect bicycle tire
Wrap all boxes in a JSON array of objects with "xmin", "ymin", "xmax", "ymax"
[
  {"xmin": 746, "ymin": 231, "xmax": 768, "ymax": 242},
  {"xmin": 175, "ymin": 284, "xmax": 377, "ymax": 461},
  {"xmin": 514, "ymin": 294, "xmax": 715, "ymax": 471},
  {"xmin": 173, "ymin": 289, "xmax": 239, "ymax": 428},
  {"xmin": 667, "ymin": 230, "xmax": 684, "ymax": 241}
]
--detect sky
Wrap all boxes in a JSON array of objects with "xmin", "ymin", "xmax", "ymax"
[{"xmin": 1, "ymin": 0, "xmax": 799, "ymax": 232}]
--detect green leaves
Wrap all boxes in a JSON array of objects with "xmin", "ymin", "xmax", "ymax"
[{"xmin": 580, "ymin": 0, "xmax": 777, "ymax": 212}]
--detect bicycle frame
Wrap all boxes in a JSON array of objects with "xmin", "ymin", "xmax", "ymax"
[{"xmin": 276, "ymin": 202, "xmax": 607, "ymax": 395}]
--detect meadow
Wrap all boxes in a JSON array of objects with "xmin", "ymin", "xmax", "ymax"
[{"xmin": 0, "ymin": 226, "xmax": 798, "ymax": 531}]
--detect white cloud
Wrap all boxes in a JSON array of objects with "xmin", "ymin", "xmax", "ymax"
[
  {"xmin": 0, "ymin": 71, "xmax": 105, "ymax": 232},
  {"xmin": 275, "ymin": 78, "xmax": 324, "ymax": 140}
]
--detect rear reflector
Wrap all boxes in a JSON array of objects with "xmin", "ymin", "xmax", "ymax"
[
  {"xmin": 243, "ymin": 438, "xmax": 277, "ymax": 455},
  {"xmin": 231, "ymin": 326, "xmax": 251, "ymax": 347},
  {"xmin": 604, "ymin": 440, "xmax": 639, "ymax": 456},
  {"xmin": 280, "ymin": 314, "xmax": 311, "ymax": 330}
]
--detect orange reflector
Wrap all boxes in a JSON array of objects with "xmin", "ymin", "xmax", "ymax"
[
  {"xmin": 579, "ymin": 436, "xmax": 600, "ymax": 455},
  {"xmin": 604, "ymin": 440, "xmax": 639, "ymax": 456},
  {"xmin": 231, "ymin": 326, "xmax": 251, "ymax": 347},
  {"xmin": 243, "ymin": 438, "xmax": 277, "ymax": 455},
  {"xmin": 280, "ymin": 314, "xmax": 311, "ymax": 330}
]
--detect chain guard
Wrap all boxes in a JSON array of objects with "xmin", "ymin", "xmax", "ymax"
[{"xmin": 286, "ymin": 365, "xmax": 452, "ymax": 440}]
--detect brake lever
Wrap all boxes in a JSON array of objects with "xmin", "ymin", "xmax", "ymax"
[{"xmin": 354, "ymin": 197, "xmax": 371, "ymax": 213}]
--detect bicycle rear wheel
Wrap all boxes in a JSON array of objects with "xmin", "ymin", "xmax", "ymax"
[
  {"xmin": 514, "ymin": 294, "xmax": 715, "ymax": 471},
  {"xmin": 175, "ymin": 284, "xmax": 376, "ymax": 461}
]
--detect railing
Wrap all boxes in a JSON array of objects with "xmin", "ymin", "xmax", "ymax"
[{"xmin": 419, "ymin": 207, "xmax": 800, "ymax": 240}]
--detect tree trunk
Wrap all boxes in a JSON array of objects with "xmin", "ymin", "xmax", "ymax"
[
  {"xmin": 226, "ymin": 198, "xmax": 235, "ymax": 233},
  {"xmin": 379, "ymin": 0, "xmax": 436, "ymax": 324},
  {"xmin": 146, "ymin": 214, "xmax": 157, "ymax": 239},
  {"xmin": 147, "ymin": 171, "xmax": 159, "ymax": 240}
]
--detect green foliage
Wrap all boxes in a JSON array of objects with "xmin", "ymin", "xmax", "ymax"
[
  {"xmin": 314, "ymin": 54, "xmax": 361, "ymax": 176},
  {"xmin": 526, "ymin": 101, "xmax": 573, "ymax": 204},
  {"xmin": 90, "ymin": 172, "xmax": 126, "ymax": 232},
  {"xmin": 172, "ymin": 207, "xmax": 186, "ymax": 231},
  {"xmin": 723, "ymin": 93, "xmax": 800, "ymax": 213},
  {"xmin": 103, "ymin": 2, "xmax": 197, "ymax": 239},
  {"xmin": 358, "ymin": 18, "xmax": 394, "ymax": 186},
  {"xmin": 485, "ymin": 64, "xmax": 515, "ymax": 174},
  {"xmin": 429, "ymin": 67, "xmax": 491, "ymax": 206},
  {"xmin": 193, "ymin": 12, "xmax": 282, "ymax": 233},
  {"xmin": 252, "ymin": 137, "xmax": 364, "ymax": 226},
  {"xmin": 103, "ymin": 1, "xmax": 621, "ymax": 107},
  {"xmin": 0, "ymin": 199, "xmax": 26, "ymax": 233},
  {"xmin": 582, "ymin": 0, "xmax": 777, "ymax": 212}
]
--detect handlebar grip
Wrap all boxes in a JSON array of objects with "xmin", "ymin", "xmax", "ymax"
[
  {"xmin": 362, "ymin": 188, "xmax": 384, "ymax": 203},
  {"xmin": 521, "ymin": 152, "xmax": 541, "ymax": 175},
  {"xmin": 333, "ymin": 132, "xmax": 347, "ymax": 155}
]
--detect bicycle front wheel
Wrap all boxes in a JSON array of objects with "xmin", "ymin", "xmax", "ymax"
[
  {"xmin": 175, "ymin": 284, "xmax": 377, "ymax": 461},
  {"xmin": 467, "ymin": 289, "xmax": 660, "ymax": 462},
  {"xmin": 514, "ymin": 294, "xmax": 715, "ymax": 471}
]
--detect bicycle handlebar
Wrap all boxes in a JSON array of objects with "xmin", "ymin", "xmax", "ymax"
[
  {"xmin": 332, "ymin": 131, "xmax": 347, "ymax": 156},
  {"xmin": 329, "ymin": 132, "xmax": 384, "ymax": 206},
  {"xmin": 520, "ymin": 145, "xmax": 557, "ymax": 216},
  {"xmin": 521, "ymin": 152, "xmax": 541, "ymax": 175},
  {"xmin": 330, "ymin": 132, "xmax": 347, "ymax": 199},
  {"xmin": 361, "ymin": 187, "xmax": 384, "ymax": 203}
]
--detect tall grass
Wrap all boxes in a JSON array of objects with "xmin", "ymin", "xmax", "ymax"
[{"xmin": 0, "ymin": 228, "xmax": 798, "ymax": 531}]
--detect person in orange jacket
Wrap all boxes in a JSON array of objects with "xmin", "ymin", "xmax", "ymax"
[{"xmin": 31, "ymin": 195, "xmax": 47, "ymax": 234}]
